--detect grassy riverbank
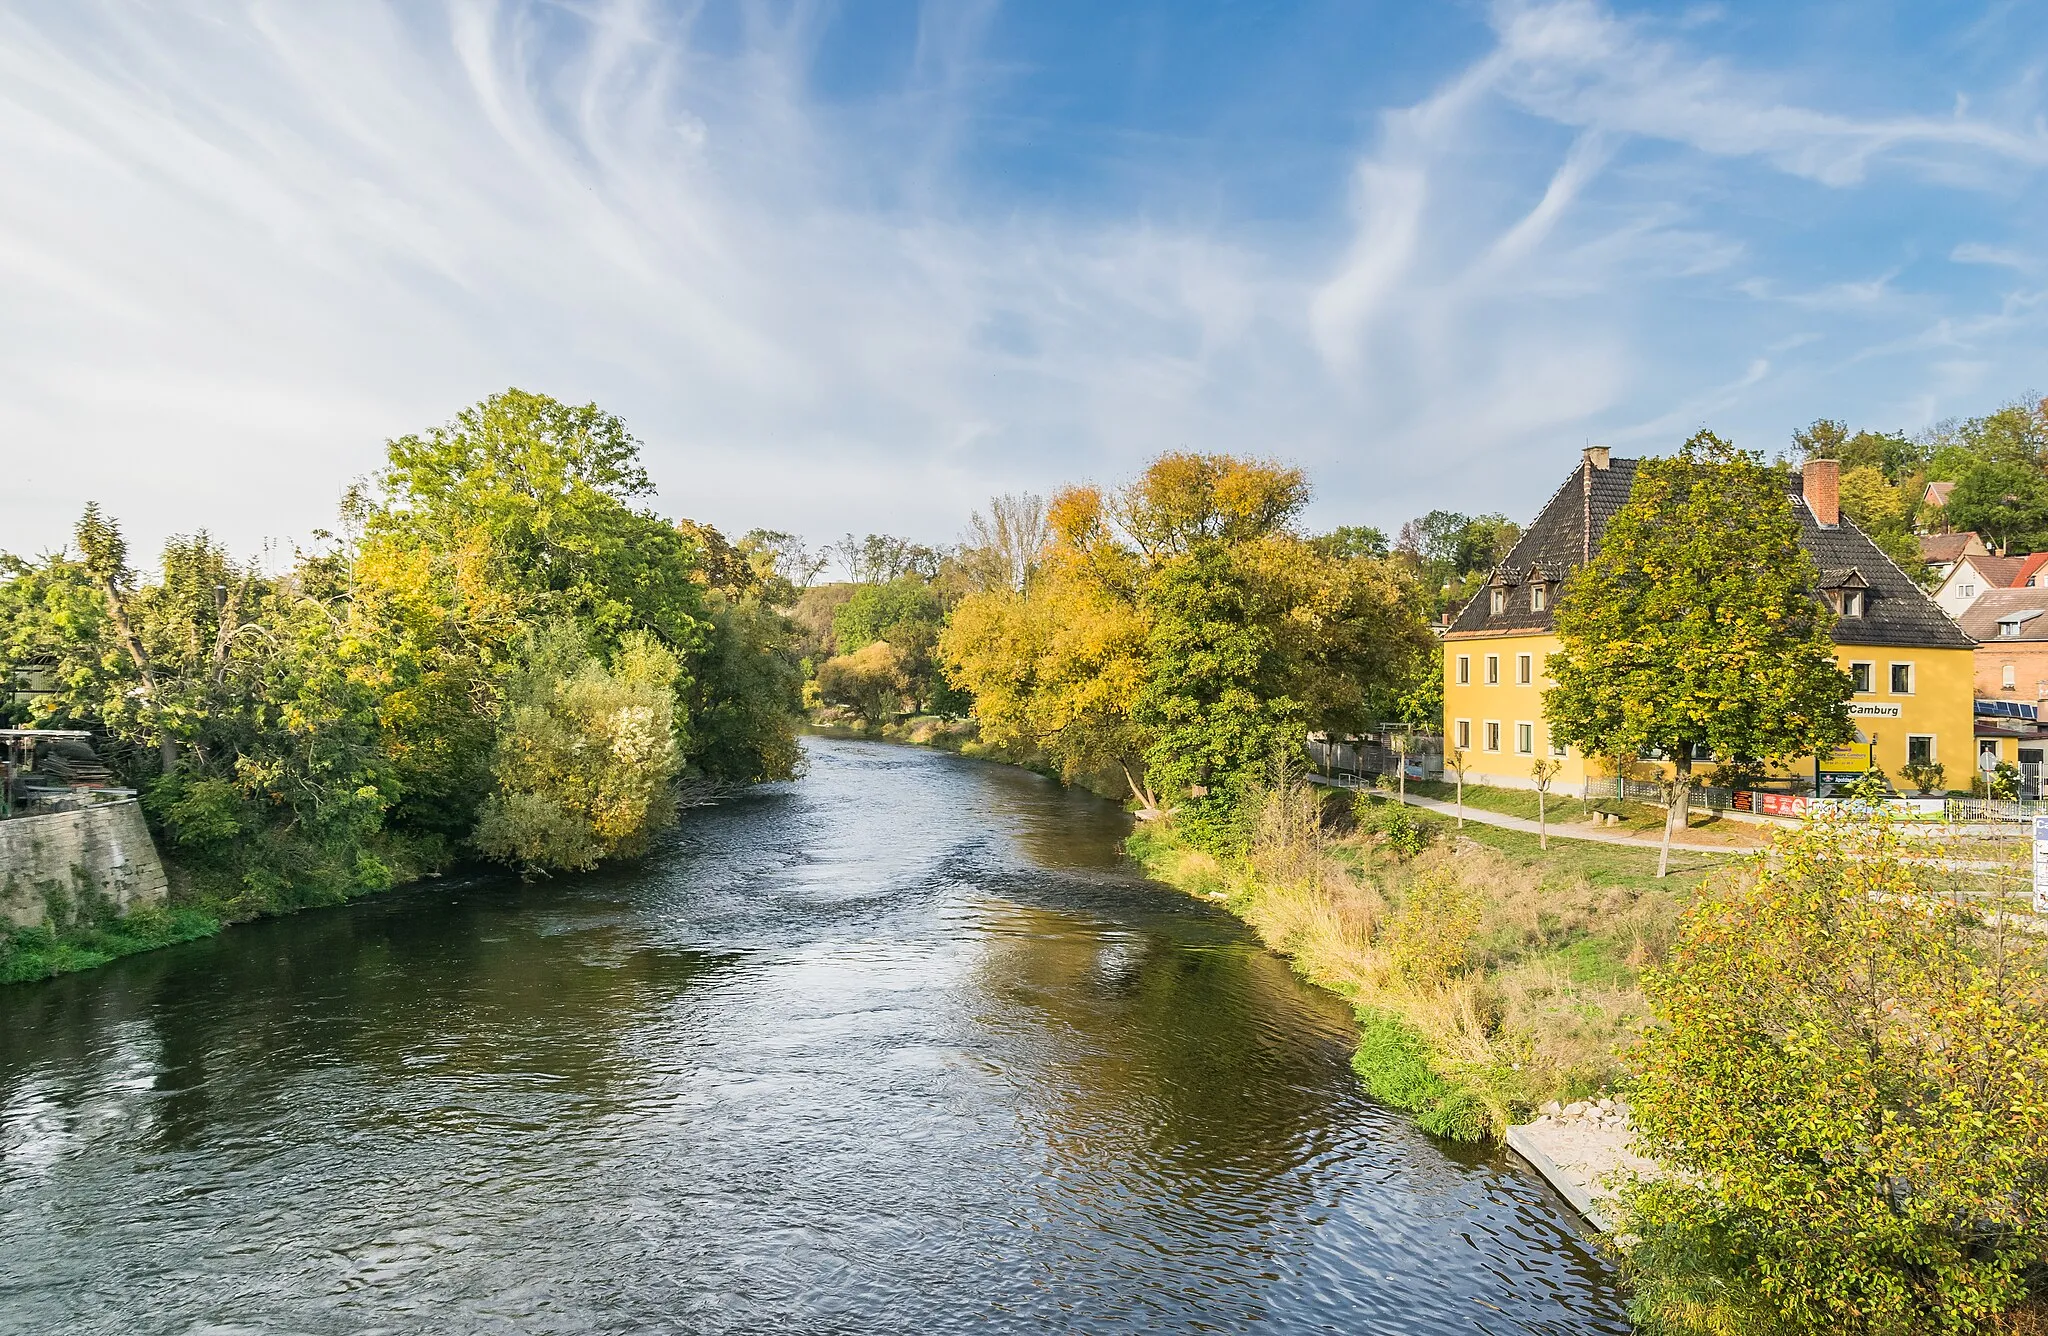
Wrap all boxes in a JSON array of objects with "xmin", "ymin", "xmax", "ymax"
[
  {"xmin": 0, "ymin": 833, "xmax": 455, "ymax": 986},
  {"xmin": 1127, "ymin": 779, "xmax": 1718, "ymax": 1140}
]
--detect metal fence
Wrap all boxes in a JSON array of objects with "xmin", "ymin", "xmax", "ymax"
[
  {"xmin": 1581, "ymin": 775, "xmax": 2047, "ymax": 825},
  {"xmin": 1305, "ymin": 731, "xmax": 1441, "ymax": 786}
]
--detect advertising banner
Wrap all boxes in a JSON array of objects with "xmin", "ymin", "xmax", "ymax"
[{"xmin": 2035, "ymin": 816, "xmax": 2048, "ymax": 915}]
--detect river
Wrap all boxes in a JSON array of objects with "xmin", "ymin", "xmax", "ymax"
[{"xmin": 0, "ymin": 737, "xmax": 1627, "ymax": 1334}]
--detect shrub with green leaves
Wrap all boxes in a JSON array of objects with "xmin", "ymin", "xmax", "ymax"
[
  {"xmin": 474, "ymin": 624, "xmax": 684, "ymax": 873},
  {"xmin": 1624, "ymin": 814, "xmax": 2048, "ymax": 1335},
  {"xmin": 1386, "ymin": 865, "xmax": 1479, "ymax": 986}
]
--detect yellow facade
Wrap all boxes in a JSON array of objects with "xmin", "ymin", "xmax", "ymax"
[{"xmin": 1442, "ymin": 632, "xmax": 1977, "ymax": 793}]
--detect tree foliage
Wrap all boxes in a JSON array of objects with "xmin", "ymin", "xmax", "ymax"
[
  {"xmin": 1626, "ymin": 815, "xmax": 2048, "ymax": 1335},
  {"xmin": 941, "ymin": 453, "xmax": 1432, "ymax": 842},
  {"xmin": 0, "ymin": 388, "xmax": 807, "ymax": 927},
  {"xmin": 1546, "ymin": 431, "xmax": 1853, "ymax": 872},
  {"xmin": 474, "ymin": 625, "xmax": 684, "ymax": 873}
]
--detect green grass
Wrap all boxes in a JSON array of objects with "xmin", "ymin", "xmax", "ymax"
[
  {"xmin": 0, "ymin": 905, "xmax": 221, "ymax": 984},
  {"xmin": 1404, "ymin": 778, "xmax": 1596, "ymax": 824},
  {"xmin": 1366, "ymin": 797, "xmax": 1724, "ymax": 891},
  {"xmin": 1402, "ymin": 777, "xmax": 1732, "ymax": 837},
  {"xmin": 1350, "ymin": 1007, "xmax": 1488, "ymax": 1141},
  {"xmin": 1543, "ymin": 935, "xmax": 1639, "ymax": 987}
]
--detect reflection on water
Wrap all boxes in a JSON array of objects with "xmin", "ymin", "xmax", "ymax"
[{"xmin": 0, "ymin": 737, "xmax": 1627, "ymax": 1334}]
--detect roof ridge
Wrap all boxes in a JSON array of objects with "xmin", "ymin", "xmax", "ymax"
[{"xmin": 1446, "ymin": 459, "xmax": 1591, "ymax": 627}]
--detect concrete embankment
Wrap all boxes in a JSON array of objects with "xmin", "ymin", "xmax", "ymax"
[
  {"xmin": 1505, "ymin": 1098, "xmax": 1659, "ymax": 1232},
  {"xmin": 0, "ymin": 799, "xmax": 168, "ymax": 930}
]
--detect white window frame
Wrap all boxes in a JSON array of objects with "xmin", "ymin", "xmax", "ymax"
[
  {"xmin": 1484, "ymin": 720, "xmax": 1502, "ymax": 753},
  {"xmin": 1516, "ymin": 653, "xmax": 1532, "ymax": 685},
  {"xmin": 1889, "ymin": 662, "xmax": 1913, "ymax": 695},
  {"xmin": 1454, "ymin": 718, "xmax": 1471, "ymax": 751},
  {"xmin": 1485, "ymin": 654, "xmax": 1500, "ymax": 685},
  {"xmin": 1530, "ymin": 585, "xmax": 1546, "ymax": 612},
  {"xmin": 1960, "ymin": 583, "xmax": 1976, "ymax": 600},
  {"xmin": 1549, "ymin": 736, "xmax": 1568, "ymax": 759},
  {"xmin": 1456, "ymin": 654, "xmax": 1470, "ymax": 685},
  {"xmin": 2004, "ymin": 662, "xmax": 2018, "ymax": 690},
  {"xmin": 1906, "ymin": 734, "xmax": 1936, "ymax": 767},
  {"xmin": 1490, "ymin": 589, "xmax": 1506, "ymax": 615},
  {"xmin": 1848, "ymin": 661, "xmax": 1874, "ymax": 694},
  {"xmin": 1515, "ymin": 722, "xmax": 1535, "ymax": 755}
]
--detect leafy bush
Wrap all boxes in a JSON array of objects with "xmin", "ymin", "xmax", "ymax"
[
  {"xmin": 815, "ymin": 641, "xmax": 911, "ymax": 727},
  {"xmin": 475, "ymin": 625, "xmax": 684, "ymax": 874},
  {"xmin": 1900, "ymin": 759, "xmax": 1947, "ymax": 795},
  {"xmin": 1381, "ymin": 806, "xmax": 1429, "ymax": 859},
  {"xmin": 1625, "ymin": 814, "xmax": 2048, "ymax": 1335},
  {"xmin": 1386, "ymin": 866, "xmax": 1480, "ymax": 986}
]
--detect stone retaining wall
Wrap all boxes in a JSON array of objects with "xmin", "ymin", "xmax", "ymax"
[{"xmin": 0, "ymin": 800, "xmax": 169, "ymax": 931}]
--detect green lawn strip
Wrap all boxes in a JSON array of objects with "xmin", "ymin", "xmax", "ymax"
[
  {"xmin": 0, "ymin": 906, "xmax": 222, "ymax": 984},
  {"xmin": 1401, "ymin": 776, "xmax": 1743, "ymax": 838},
  {"xmin": 1388, "ymin": 802, "xmax": 1721, "ymax": 891}
]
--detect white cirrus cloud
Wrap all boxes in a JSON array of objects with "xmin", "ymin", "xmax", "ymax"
[{"xmin": 0, "ymin": 0, "xmax": 2042, "ymax": 566}]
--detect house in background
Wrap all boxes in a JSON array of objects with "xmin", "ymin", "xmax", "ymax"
[
  {"xmin": 1919, "ymin": 530, "xmax": 1986, "ymax": 585},
  {"xmin": 1933, "ymin": 549, "xmax": 2027, "ymax": 619},
  {"xmin": 1959, "ymin": 589, "xmax": 2048, "ymax": 704},
  {"xmin": 1442, "ymin": 452, "xmax": 1975, "ymax": 793},
  {"xmin": 1919, "ymin": 480, "xmax": 1958, "ymax": 534}
]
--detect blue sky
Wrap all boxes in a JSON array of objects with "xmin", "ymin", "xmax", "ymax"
[{"xmin": 2, "ymin": 0, "xmax": 2045, "ymax": 567}]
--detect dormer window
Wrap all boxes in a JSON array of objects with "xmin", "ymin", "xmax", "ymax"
[
  {"xmin": 1820, "ymin": 569, "xmax": 1871, "ymax": 620},
  {"xmin": 1490, "ymin": 589, "xmax": 1506, "ymax": 615},
  {"xmin": 1530, "ymin": 584, "xmax": 1547, "ymax": 612},
  {"xmin": 1997, "ymin": 609, "xmax": 2045, "ymax": 639}
]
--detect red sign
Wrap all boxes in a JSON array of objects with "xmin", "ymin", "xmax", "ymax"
[{"xmin": 1744, "ymin": 792, "xmax": 1809, "ymax": 818}]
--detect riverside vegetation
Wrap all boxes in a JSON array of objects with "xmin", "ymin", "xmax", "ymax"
[
  {"xmin": 0, "ymin": 389, "xmax": 807, "ymax": 981},
  {"xmin": 8, "ymin": 396, "xmax": 2048, "ymax": 1331}
]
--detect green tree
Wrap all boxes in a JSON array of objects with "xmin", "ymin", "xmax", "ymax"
[
  {"xmin": 373, "ymin": 388, "xmax": 710, "ymax": 650},
  {"xmin": 1625, "ymin": 814, "xmax": 2048, "ymax": 1335},
  {"xmin": 1793, "ymin": 418, "xmax": 1926, "ymax": 481},
  {"xmin": 942, "ymin": 453, "xmax": 1431, "ymax": 841},
  {"xmin": 815, "ymin": 641, "xmax": 910, "ymax": 727},
  {"xmin": 474, "ymin": 624, "xmax": 684, "ymax": 873},
  {"xmin": 1545, "ymin": 431, "xmax": 1854, "ymax": 877},
  {"xmin": 1943, "ymin": 457, "xmax": 2048, "ymax": 553},
  {"xmin": 688, "ymin": 594, "xmax": 805, "ymax": 783}
]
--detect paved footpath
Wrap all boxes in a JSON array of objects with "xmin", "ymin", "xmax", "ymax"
[
  {"xmin": 1336, "ymin": 781, "xmax": 2023, "ymax": 876},
  {"xmin": 1324, "ymin": 780, "xmax": 1755, "ymax": 855}
]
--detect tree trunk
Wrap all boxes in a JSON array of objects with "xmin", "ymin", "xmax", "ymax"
[
  {"xmin": 1538, "ymin": 788, "xmax": 1547, "ymax": 850},
  {"xmin": 98, "ymin": 575, "xmax": 177, "ymax": 773},
  {"xmin": 1659, "ymin": 752, "xmax": 1693, "ymax": 880},
  {"xmin": 1456, "ymin": 773, "xmax": 1464, "ymax": 829}
]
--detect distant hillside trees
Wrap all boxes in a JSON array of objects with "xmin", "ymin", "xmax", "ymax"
[{"xmin": 942, "ymin": 453, "xmax": 1431, "ymax": 846}]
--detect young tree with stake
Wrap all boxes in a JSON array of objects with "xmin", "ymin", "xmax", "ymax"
[
  {"xmin": 1545, "ymin": 432, "xmax": 1854, "ymax": 878},
  {"xmin": 1529, "ymin": 757, "xmax": 1560, "ymax": 850},
  {"xmin": 1444, "ymin": 746, "xmax": 1468, "ymax": 829}
]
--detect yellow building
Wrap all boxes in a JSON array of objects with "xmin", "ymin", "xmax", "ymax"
[{"xmin": 1441, "ymin": 450, "xmax": 1976, "ymax": 794}]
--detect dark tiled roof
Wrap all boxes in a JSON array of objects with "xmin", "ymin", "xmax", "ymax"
[
  {"xmin": 1447, "ymin": 455, "xmax": 1974, "ymax": 650},
  {"xmin": 1446, "ymin": 457, "xmax": 1639, "ymax": 637},
  {"xmin": 1957, "ymin": 588, "xmax": 2048, "ymax": 643}
]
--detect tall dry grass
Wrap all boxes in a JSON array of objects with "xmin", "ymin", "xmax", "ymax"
[{"xmin": 1135, "ymin": 760, "xmax": 1692, "ymax": 1135}]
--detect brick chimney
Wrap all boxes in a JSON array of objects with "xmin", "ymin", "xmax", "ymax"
[
  {"xmin": 1583, "ymin": 445, "xmax": 1610, "ymax": 470},
  {"xmin": 1804, "ymin": 457, "xmax": 1840, "ymax": 527}
]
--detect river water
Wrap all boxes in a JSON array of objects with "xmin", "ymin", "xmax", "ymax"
[{"xmin": 0, "ymin": 737, "xmax": 1627, "ymax": 1334}]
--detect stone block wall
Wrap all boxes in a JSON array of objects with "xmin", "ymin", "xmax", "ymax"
[{"xmin": 0, "ymin": 800, "xmax": 169, "ymax": 931}]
